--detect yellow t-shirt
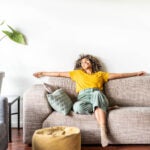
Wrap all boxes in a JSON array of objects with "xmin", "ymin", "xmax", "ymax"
[{"xmin": 69, "ymin": 70, "xmax": 109, "ymax": 93}]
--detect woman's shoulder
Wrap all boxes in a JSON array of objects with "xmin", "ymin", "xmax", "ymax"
[
  {"xmin": 69, "ymin": 69, "xmax": 83, "ymax": 75},
  {"xmin": 96, "ymin": 71, "xmax": 109, "ymax": 76}
]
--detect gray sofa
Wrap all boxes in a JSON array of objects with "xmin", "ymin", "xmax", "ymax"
[
  {"xmin": 0, "ymin": 97, "xmax": 8, "ymax": 150},
  {"xmin": 23, "ymin": 76, "xmax": 150, "ymax": 145}
]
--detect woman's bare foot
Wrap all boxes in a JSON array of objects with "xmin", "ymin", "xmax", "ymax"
[{"xmin": 100, "ymin": 125, "xmax": 109, "ymax": 147}]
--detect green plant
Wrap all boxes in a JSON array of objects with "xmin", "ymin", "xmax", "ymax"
[{"xmin": 0, "ymin": 21, "xmax": 26, "ymax": 45}]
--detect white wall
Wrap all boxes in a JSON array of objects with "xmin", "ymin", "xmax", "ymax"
[{"xmin": 0, "ymin": 0, "xmax": 150, "ymax": 127}]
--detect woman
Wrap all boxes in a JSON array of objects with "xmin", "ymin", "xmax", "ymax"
[{"xmin": 33, "ymin": 54, "xmax": 145, "ymax": 147}]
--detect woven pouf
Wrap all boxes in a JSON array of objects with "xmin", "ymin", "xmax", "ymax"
[{"xmin": 32, "ymin": 126, "xmax": 81, "ymax": 150}]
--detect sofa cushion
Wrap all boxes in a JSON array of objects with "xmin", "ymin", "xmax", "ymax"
[
  {"xmin": 42, "ymin": 111, "xmax": 100, "ymax": 144},
  {"xmin": 108, "ymin": 107, "xmax": 150, "ymax": 144},
  {"xmin": 47, "ymin": 76, "xmax": 150, "ymax": 106},
  {"xmin": 105, "ymin": 76, "xmax": 150, "ymax": 106},
  {"xmin": 43, "ymin": 83, "xmax": 58, "ymax": 93},
  {"xmin": 47, "ymin": 77, "xmax": 77, "ymax": 102},
  {"xmin": 43, "ymin": 107, "xmax": 150, "ymax": 144},
  {"xmin": 47, "ymin": 89, "xmax": 73, "ymax": 115}
]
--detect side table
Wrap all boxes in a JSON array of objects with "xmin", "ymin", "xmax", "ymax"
[{"xmin": 7, "ymin": 95, "xmax": 20, "ymax": 142}]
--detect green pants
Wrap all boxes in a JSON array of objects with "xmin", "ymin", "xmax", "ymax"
[{"xmin": 73, "ymin": 88, "xmax": 109, "ymax": 114}]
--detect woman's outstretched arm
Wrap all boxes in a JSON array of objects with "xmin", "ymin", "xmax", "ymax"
[
  {"xmin": 108, "ymin": 71, "xmax": 146, "ymax": 80},
  {"xmin": 33, "ymin": 72, "xmax": 70, "ymax": 78}
]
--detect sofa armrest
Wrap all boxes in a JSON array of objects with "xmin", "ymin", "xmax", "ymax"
[
  {"xmin": 23, "ymin": 84, "xmax": 52, "ymax": 144},
  {"xmin": 0, "ymin": 97, "xmax": 8, "ymax": 124},
  {"xmin": 0, "ymin": 96, "xmax": 8, "ymax": 150}
]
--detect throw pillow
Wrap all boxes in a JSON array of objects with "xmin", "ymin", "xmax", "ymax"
[
  {"xmin": 47, "ymin": 88, "xmax": 73, "ymax": 115},
  {"xmin": 43, "ymin": 83, "xmax": 58, "ymax": 93}
]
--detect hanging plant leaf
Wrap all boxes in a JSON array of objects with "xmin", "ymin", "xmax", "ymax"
[
  {"xmin": 0, "ymin": 20, "xmax": 5, "ymax": 26},
  {"xmin": 2, "ymin": 25, "xmax": 26, "ymax": 45}
]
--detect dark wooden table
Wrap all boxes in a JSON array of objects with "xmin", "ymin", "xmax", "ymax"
[{"xmin": 7, "ymin": 95, "xmax": 20, "ymax": 142}]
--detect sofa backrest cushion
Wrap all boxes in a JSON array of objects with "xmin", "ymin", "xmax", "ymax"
[
  {"xmin": 104, "ymin": 76, "xmax": 150, "ymax": 106},
  {"xmin": 48, "ymin": 77, "xmax": 77, "ymax": 102},
  {"xmin": 47, "ymin": 76, "xmax": 150, "ymax": 107}
]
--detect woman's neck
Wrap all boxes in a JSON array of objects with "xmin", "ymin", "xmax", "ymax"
[{"xmin": 83, "ymin": 68, "xmax": 93, "ymax": 74}]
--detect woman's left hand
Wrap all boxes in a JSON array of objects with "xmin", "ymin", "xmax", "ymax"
[{"xmin": 137, "ymin": 71, "xmax": 146, "ymax": 76}]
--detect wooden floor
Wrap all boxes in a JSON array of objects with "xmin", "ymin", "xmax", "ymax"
[{"xmin": 8, "ymin": 128, "xmax": 150, "ymax": 150}]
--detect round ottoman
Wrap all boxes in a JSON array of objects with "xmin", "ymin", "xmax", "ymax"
[{"xmin": 32, "ymin": 126, "xmax": 81, "ymax": 150}]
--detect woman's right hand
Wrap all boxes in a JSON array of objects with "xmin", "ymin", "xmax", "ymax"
[{"xmin": 33, "ymin": 72, "xmax": 44, "ymax": 78}]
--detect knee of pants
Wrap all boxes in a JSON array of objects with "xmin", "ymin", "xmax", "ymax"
[{"xmin": 73, "ymin": 102, "xmax": 92, "ymax": 114}]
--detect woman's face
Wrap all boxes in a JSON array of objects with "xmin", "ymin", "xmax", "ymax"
[{"xmin": 81, "ymin": 58, "xmax": 92, "ymax": 70}]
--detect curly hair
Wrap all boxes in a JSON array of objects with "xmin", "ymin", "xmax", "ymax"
[{"xmin": 74, "ymin": 54, "xmax": 102, "ymax": 73}]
